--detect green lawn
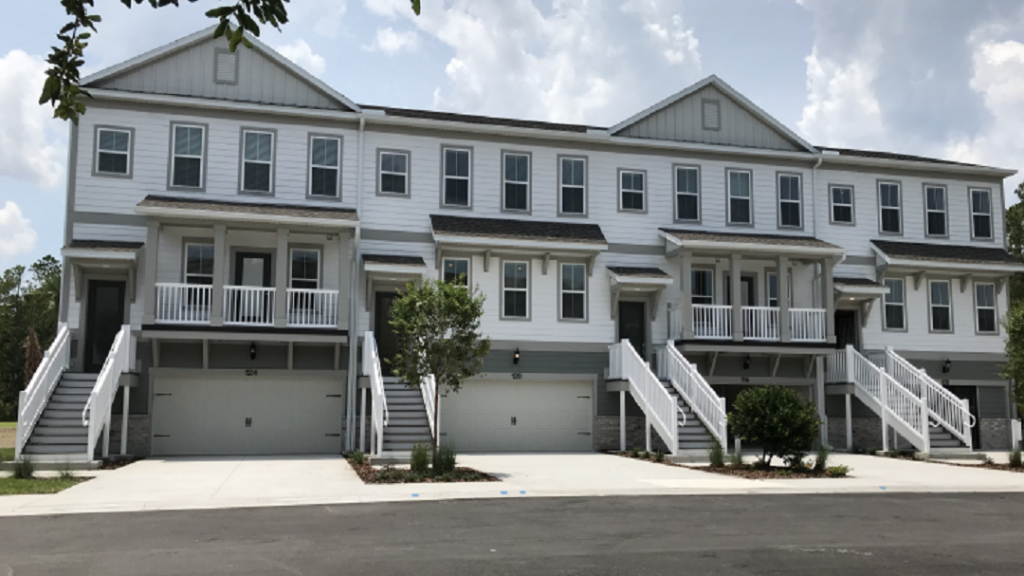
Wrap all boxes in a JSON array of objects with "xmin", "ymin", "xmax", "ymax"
[
  {"xmin": 0, "ymin": 422, "xmax": 15, "ymax": 428},
  {"xmin": 0, "ymin": 448, "xmax": 13, "ymax": 462},
  {"xmin": 0, "ymin": 477, "xmax": 81, "ymax": 495}
]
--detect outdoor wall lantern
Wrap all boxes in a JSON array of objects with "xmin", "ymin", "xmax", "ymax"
[
  {"xmin": 513, "ymin": 348, "xmax": 521, "ymax": 365},
  {"xmin": 250, "ymin": 342, "xmax": 257, "ymax": 361},
  {"xmin": 942, "ymin": 358, "xmax": 952, "ymax": 373},
  {"xmin": 743, "ymin": 354, "xmax": 752, "ymax": 370}
]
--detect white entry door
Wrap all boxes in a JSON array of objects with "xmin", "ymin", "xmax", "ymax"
[{"xmin": 440, "ymin": 379, "xmax": 593, "ymax": 452}]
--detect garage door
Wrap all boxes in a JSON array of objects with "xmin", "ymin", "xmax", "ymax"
[
  {"xmin": 439, "ymin": 380, "xmax": 592, "ymax": 452},
  {"xmin": 151, "ymin": 374, "xmax": 344, "ymax": 456}
]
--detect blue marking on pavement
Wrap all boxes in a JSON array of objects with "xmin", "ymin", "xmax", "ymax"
[
  {"xmin": 880, "ymin": 486, "xmax": 887, "ymax": 490},
  {"xmin": 520, "ymin": 491, "xmax": 526, "ymax": 495},
  {"xmin": 412, "ymin": 494, "xmax": 419, "ymax": 497},
  {"xmin": 500, "ymin": 491, "xmax": 508, "ymax": 495}
]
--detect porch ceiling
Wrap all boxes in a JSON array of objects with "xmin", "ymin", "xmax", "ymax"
[
  {"xmin": 135, "ymin": 195, "xmax": 359, "ymax": 229},
  {"xmin": 660, "ymin": 228, "xmax": 844, "ymax": 259}
]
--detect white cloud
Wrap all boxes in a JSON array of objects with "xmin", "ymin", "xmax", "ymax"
[
  {"xmin": 274, "ymin": 39, "xmax": 327, "ymax": 76},
  {"xmin": 291, "ymin": 0, "xmax": 348, "ymax": 38},
  {"xmin": 0, "ymin": 50, "xmax": 65, "ymax": 189},
  {"xmin": 0, "ymin": 201, "xmax": 37, "ymax": 258},
  {"xmin": 797, "ymin": 42, "xmax": 886, "ymax": 149},
  {"xmin": 363, "ymin": 27, "xmax": 420, "ymax": 54}
]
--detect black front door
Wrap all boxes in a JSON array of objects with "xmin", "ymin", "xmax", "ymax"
[
  {"xmin": 946, "ymin": 385, "xmax": 982, "ymax": 449},
  {"xmin": 725, "ymin": 275, "xmax": 757, "ymax": 306},
  {"xmin": 835, "ymin": 310, "xmax": 859, "ymax": 349},
  {"xmin": 234, "ymin": 252, "xmax": 272, "ymax": 287},
  {"xmin": 374, "ymin": 292, "xmax": 400, "ymax": 376},
  {"xmin": 233, "ymin": 252, "xmax": 273, "ymax": 323},
  {"xmin": 85, "ymin": 280, "xmax": 126, "ymax": 373},
  {"xmin": 618, "ymin": 301, "xmax": 647, "ymax": 359}
]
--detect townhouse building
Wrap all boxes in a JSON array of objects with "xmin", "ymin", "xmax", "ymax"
[{"xmin": 15, "ymin": 27, "xmax": 1022, "ymax": 462}]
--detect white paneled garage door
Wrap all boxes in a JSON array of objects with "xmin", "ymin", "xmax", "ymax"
[
  {"xmin": 151, "ymin": 374, "xmax": 344, "ymax": 456},
  {"xmin": 440, "ymin": 379, "xmax": 593, "ymax": 452}
]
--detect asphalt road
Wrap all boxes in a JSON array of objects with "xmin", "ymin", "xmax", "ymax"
[{"xmin": 2, "ymin": 493, "xmax": 1023, "ymax": 575}]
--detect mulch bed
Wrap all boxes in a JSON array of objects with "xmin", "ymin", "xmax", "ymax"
[
  {"xmin": 348, "ymin": 460, "xmax": 500, "ymax": 484},
  {"xmin": 100, "ymin": 457, "xmax": 142, "ymax": 470},
  {"xmin": 931, "ymin": 460, "xmax": 1024, "ymax": 474},
  {"xmin": 611, "ymin": 451, "xmax": 849, "ymax": 479}
]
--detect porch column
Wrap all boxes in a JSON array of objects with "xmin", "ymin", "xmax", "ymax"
[
  {"xmin": 620, "ymin": 391, "xmax": 626, "ymax": 451},
  {"xmin": 275, "ymin": 228, "xmax": 289, "ymax": 328},
  {"xmin": 120, "ymin": 384, "xmax": 130, "ymax": 456},
  {"xmin": 845, "ymin": 393, "xmax": 853, "ymax": 451},
  {"xmin": 815, "ymin": 356, "xmax": 827, "ymax": 447},
  {"xmin": 679, "ymin": 249, "xmax": 694, "ymax": 341},
  {"xmin": 210, "ymin": 224, "xmax": 226, "ymax": 326},
  {"xmin": 142, "ymin": 221, "xmax": 160, "ymax": 324},
  {"xmin": 820, "ymin": 258, "xmax": 836, "ymax": 344},
  {"xmin": 336, "ymin": 231, "xmax": 350, "ymax": 330},
  {"xmin": 730, "ymin": 253, "xmax": 743, "ymax": 342},
  {"xmin": 777, "ymin": 255, "xmax": 791, "ymax": 342}
]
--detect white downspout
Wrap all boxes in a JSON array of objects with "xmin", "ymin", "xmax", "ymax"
[
  {"xmin": 345, "ymin": 117, "xmax": 366, "ymax": 452},
  {"xmin": 810, "ymin": 154, "xmax": 823, "ymax": 239}
]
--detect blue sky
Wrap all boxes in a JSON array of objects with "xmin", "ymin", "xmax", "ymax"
[{"xmin": 2, "ymin": 0, "xmax": 1024, "ymax": 272}]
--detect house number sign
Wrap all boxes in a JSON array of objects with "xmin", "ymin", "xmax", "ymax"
[{"xmin": 245, "ymin": 369, "xmax": 259, "ymax": 377}]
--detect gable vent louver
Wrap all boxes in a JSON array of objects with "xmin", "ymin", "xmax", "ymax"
[
  {"xmin": 215, "ymin": 51, "xmax": 238, "ymax": 85},
  {"xmin": 702, "ymin": 99, "xmax": 721, "ymax": 131}
]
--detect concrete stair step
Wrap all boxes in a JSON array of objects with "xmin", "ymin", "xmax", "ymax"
[
  {"xmin": 33, "ymin": 426, "xmax": 86, "ymax": 436},
  {"xmin": 678, "ymin": 441, "xmax": 716, "ymax": 450},
  {"xmin": 61, "ymin": 373, "xmax": 99, "ymax": 381},
  {"xmin": 46, "ymin": 401, "xmax": 87, "ymax": 410},
  {"xmin": 387, "ymin": 398, "xmax": 424, "ymax": 406},
  {"xmin": 28, "ymin": 435, "xmax": 88, "ymax": 445},
  {"xmin": 38, "ymin": 416, "xmax": 83, "ymax": 426},
  {"xmin": 24, "ymin": 445, "xmax": 87, "ymax": 455},
  {"xmin": 40, "ymin": 409, "xmax": 82, "ymax": 418},
  {"xmin": 388, "ymin": 406, "xmax": 427, "ymax": 414},
  {"xmin": 930, "ymin": 439, "xmax": 963, "ymax": 448},
  {"xmin": 383, "ymin": 441, "xmax": 433, "ymax": 451},
  {"xmin": 385, "ymin": 426, "xmax": 432, "ymax": 435}
]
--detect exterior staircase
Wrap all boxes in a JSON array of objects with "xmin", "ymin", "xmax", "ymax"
[
  {"xmin": 22, "ymin": 373, "xmax": 96, "ymax": 460},
  {"xmin": 929, "ymin": 426, "xmax": 966, "ymax": 451},
  {"xmin": 660, "ymin": 379, "xmax": 716, "ymax": 451},
  {"xmin": 382, "ymin": 381, "xmax": 433, "ymax": 452}
]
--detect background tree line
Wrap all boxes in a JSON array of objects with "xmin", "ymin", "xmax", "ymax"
[{"xmin": 1002, "ymin": 182, "xmax": 1024, "ymax": 417}]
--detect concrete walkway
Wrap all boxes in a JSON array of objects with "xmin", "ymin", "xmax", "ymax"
[{"xmin": 0, "ymin": 453, "xmax": 1021, "ymax": 517}]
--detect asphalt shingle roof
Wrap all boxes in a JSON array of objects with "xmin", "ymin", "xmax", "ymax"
[
  {"xmin": 607, "ymin": 266, "xmax": 671, "ymax": 279},
  {"xmin": 362, "ymin": 254, "xmax": 426, "ymax": 266},
  {"xmin": 872, "ymin": 240, "xmax": 1019, "ymax": 266},
  {"xmin": 817, "ymin": 146, "xmax": 984, "ymax": 168},
  {"xmin": 833, "ymin": 276, "xmax": 883, "ymax": 287},
  {"xmin": 67, "ymin": 240, "xmax": 143, "ymax": 251},
  {"xmin": 137, "ymin": 195, "xmax": 358, "ymax": 221},
  {"xmin": 360, "ymin": 105, "xmax": 596, "ymax": 133},
  {"xmin": 660, "ymin": 229, "xmax": 840, "ymax": 250},
  {"xmin": 431, "ymin": 215, "xmax": 607, "ymax": 245}
]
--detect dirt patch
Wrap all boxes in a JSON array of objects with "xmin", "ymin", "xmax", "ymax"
[
  {"xmin": 348, "ymin": 460, "xmax": 499, "ymax": 484},
  {"xmin": 0, "ymin": 428, "xmax": 14, "ymax": 450}
]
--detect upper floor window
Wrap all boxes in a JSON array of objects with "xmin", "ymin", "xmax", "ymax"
[
  {"xmin": 883, "ymin": 278, "xmax": 905, "ymax": 330},
  {"xmin": 185, "ymin": 243, "xmax": 214, "ymax": 285},
  {"xmin": 675, "ymin": 166, "xmax": 700, "ymax": 222},
  {"xmin": 619, "ymin": 170, "xmax": 645, "ymax": 212},
  {"xmin": 442, "ymin": 147, "xmax": 471, "ymax": 207},
  {"xmin": 560, "ymin": 263, "xmax": 587, "ymax": 321},
  {"xmin": 290, "ymin": 249, "xmax": 320, "ymax": 289},
  {"xmin": 727, "ymin": 169, "xmax": 752, "ymax": 225},
  {"xmin": 241, "ymin": 130, "xmax": 274, "ymax": 194},
  {"xmin": 309, "ymin": 136, "xmax": 340, "ymax": 198},
  {"xmin": 691, "ymin": 269, "xmax": 713, "ymax": 304},
  {"xmin": 442, "ymin": 257, "xmax": 469, "ymax": 286},
  {"xmin": 878, "ymin": 181, "xmax": 901, "ymax": 234},
  {"xmin": 971, "ymin": 189, "xmax": 993, "ymax": 239},
  {"xmin": 171, "ymin": 124, "xmax": 205, "ymax": 189},
  {"xmin": 929, "ymin": 280, "xmax": 952, "ymax": 332},
  {"xmin": 975, "ymin": 282, "xmax": 997, "ymax": 334},
  {"xmin": 830, "ymin": 185, "xmax": 854, "ymax": 224},
  {"xmin": 778, "ymin": 173, "xmax": 801, "ymax": 228},
  {"xmin": 502, "ymin": 261, "xmax": 529, "ymax": 319},
  {"xmin": 560, "ymin": 157, "xmax": 586, "ymax": 215},
  {"xmin": 503, "ymin": 152, "xmax": 530, "ymax": 212},
  {"xmin": 96, "ymin": 128, "xmax": 131, "ymax": 176},
  {"xmin": 925, "ymin": 185, "xmax": 947, "ymax": 237},
  {"xmin": 379, "ymin": 151, "xmax": 409, "ymax": 196}
]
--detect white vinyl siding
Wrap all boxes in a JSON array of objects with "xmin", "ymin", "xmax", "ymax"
[
  {"xmin": 924, "ymin": 185, "xmax": 947, "ymax": 237},
  {"xmin": 727, "ymin": 169, "xmax": 752, "ymax": 225},
  {"xmin": 560, "ymin": 263, "xmax": 587, "ymax": 321},
  {"xmin": 502, "ymin": 261, "xmax": 529, "ymax": 319},
  {"xmin": 675, "ymin": 166, "xmax": 700, "ymax": 222},
  {"xmin": 442, "ymin": 147, "xmax": 471, "ymax": 207},
  {"xmin": 928, "ymin": 280, "xmax": 952, "ymax": 333},
  {"xmin": 778, "ymin": 173, "xmax": 801, "ymax": 228},
  {"xmin": 309, "ymin": 136, "xmax": 340, "ymax": 198},
  {"xmin": 878, "ymin": 181, "xmax": 902, "ymax": 234},
  {"xmin": 379, "ymin": 151, "xmax": 409, "ymax": 196},
  {"xmin": 503, "ymin": 152, "xmax": 530, "ymax": 212},
  {"xmin": 830, "ymin": 185, "xmax": 854, "ymax": 224},
  {"xmin": 971, "ymin": 189, "xmax": 993, "ymax": 240},
  {"xmin": 241, "ymin": 130, "xmax": 274, "ymax": 193},
  {"xmin": 619, "ymin": 170, "xmax": 645, "ymax": 212},
  {"xmin": 559, "ymin": 157, "xmax": 587, "ymax": 215},
  {"xmin": 883, "ymin": 278, "xmax": 905, "ymax": 331},
  {"xmin": 170, "ymin": 124, "xmax": 205, "ymax": 189},
  {"xmin": 975, "ymin": 282, "xmax": 997, "ymax": 334},
  {"xmin": 443, "ymin": 257, "xmax": 470, "ymax": 286},
  {"xmin": 96, "ymin": 128, "xmax": 132, "ymax": 175}
]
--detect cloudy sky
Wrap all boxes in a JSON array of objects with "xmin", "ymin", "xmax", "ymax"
[{"xmin": 2, "ymin": 0, "xmax": 1024, "ymax": 271}]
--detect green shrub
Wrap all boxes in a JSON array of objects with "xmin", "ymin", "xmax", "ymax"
[
  {"xmin": 433, "ymin": 445, "xmax": 457, "ymax": 475},
  {"xmin": 348, "ymin": 450, "xmax": 365, "ymax": 465},
  {"xmin": 654, "ymin": 451, "xmax": 665, "ymax": 463},
  {"xmin": 1010, "ymin": 449, "xmax": 1023, "ymax": 469},
  {"xmin": 707, "ymin": 440, "xmax": 725, "ymax": 468},
  {"xmin": 410, "ymin": 444, "xmax": 431, "ymax": 475},
  {"xmin": 58, "ymin": 461, "xmax": 76, "ymax": 481},
  {"xmin": 729, "ymin": 449, "xmax": 744, "ymax": 468},
  {"xmin": 640, "ymin": 450, "xmax": 648, "ymax": 460},
  {"xmin": 12, "ymin": 456, "xmax": 35, "ymax": 480},
  {"xmin": 628, "ymin": 448, "xmax": 638, "ymax": 458},
  {"xmin": 727, "ymin": 386, "xmax": 820, "ymax": 468},
  {"xmin": 982, "ymin": 455, "xmax": 996, "ymax": 466},
  {"xmin": 813, "ymin": 444, "xmax": 831, "ymax": 473},
  {"xmin": 826, "ymin": 465, "xmax": 850, "ymax": 478}
]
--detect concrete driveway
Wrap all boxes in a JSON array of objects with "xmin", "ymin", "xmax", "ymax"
[{"xmin": 0, "ymin": 453, "xmax": 1021, "ymax": 517}]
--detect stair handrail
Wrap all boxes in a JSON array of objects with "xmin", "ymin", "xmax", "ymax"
[
  {"xmin": 15, "ymin": 322, "xmax": 71, "ymax": 459},
  {"xmin": 608, "ymin": 339, "xmax": 678, "ymax": 454},
  {"xmin": 81, "ymin": 325, "xmax": 133, "ymax": 460},
  {"xmin": 881, "ymin": 347, "xmax": 975, "ymax": 449},
  {"xmin": 842, "ymin": 345, "xmax": 929, "ymax": 453},
  {"xmin": 659, "ymin": 343, "xmax": 728, "ymax": 448},
  {"xmin": 362, "ymin": 331, "xmax": 388, "ymax": 456},
  {"xmin": 421, "ymin": 374, "xmax": 439, "ymax": 446}
]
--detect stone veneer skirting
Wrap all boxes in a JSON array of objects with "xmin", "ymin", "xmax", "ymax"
[
  {"xmin": 594, "ymin": 415, "xmax": 672, "ymax": 453},
  {"xmin": 104, "ymin": 414, "xmax": 152, "ymax": 457},
  {"xmin": 980, "ymin": 418, "xmax": 1012, "ymax": 451},
  {"xmin": 829, "ymin": 416, "xmax": 1013, "ymax": 452}
]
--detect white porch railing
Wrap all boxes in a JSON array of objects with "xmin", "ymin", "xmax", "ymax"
[
  {"xmin": 15, "ymin": 323, "xmax": 71, "ymax": 459},
  {"xmin": 155, "ymin": 283, "xmax": 212, "ymax": 324},
  {"xmin": 742, "ymin": 306, "xmax": 779, "ymax": 341},
  {"xmin": 658, "ymin": 344, "xmax": 727, "ymax": 448},
  {"xmin": 693, "ymin": 304, "xmax": 732, "ymax": 340},
  {"xmin": 790, "ymin": 309, "xmax": 826, "ymax": 342},
  {"xmin": 363, "ymin": 331, "xmax": 388, "ymax": 457},
  {"xmin": 286, "ymin": 288, "xmax": 339, "ymax": 328},
  {"xmin": 82, "ymin": 325, "xmax": 133, "ymax": 460},
  {"xmin": 224, "ymin": 286, "xmax": 275, "ymax": 326},
  {"xmin": 421, "ymin": 374, "xmax": 439, "ymax": 446},
  {"xmin": 609, "ymin": 339, "xmax": 678, "ymax": 454},
  {"xmin": 871, "ymin": 348, "xmax": 974, "ymax": 449}
]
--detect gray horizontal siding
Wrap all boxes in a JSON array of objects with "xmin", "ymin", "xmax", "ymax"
[{"xmin": 978, "ymin": 386, "xmax": 1009, "ymax": 419}]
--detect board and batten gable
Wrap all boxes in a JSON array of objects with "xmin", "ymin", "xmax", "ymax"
[
  {"xmin": 91, "ymin": 36, "xmax": 350, "ymax": 111},
  {"xmin": 613, "ymin": 84, "xmax": 804, "ymax": 152}
]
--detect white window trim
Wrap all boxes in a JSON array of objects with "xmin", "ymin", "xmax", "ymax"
[
  {"xmin": 378, "ymin": 150, "xmax": 410, "ymax": 197},
  {"xmin": 558, "ymin": 156, "xmax": 588, "ymax": 217},
  {"xmin": 442, "ymin": 257, "xmax": 471, "ymax": 287},
  {"xmin": 501, "ymin": 151, "xmax": 531, "ymax": 213},
  {"xmin": 170, "ymin": 123, "xmax": 206, "ymax": 190},
  {"xmin": 240, "ymin": 129, "xmax": 275, "ymax": 194},
  {"xmin": 928, "ymin": 279, "xmax": 953, "ymax": 333},
  {"xmin": 184, "ymin": 243, "xmax": 214, "ymax": 284},
  {"xmin": 829, "ymin": 184, "xmax": 855, "ymax": 225},
  {"xmin": 974, "ymin": 282, "xmax": 998, "ymax": 335},
  {"xmin": 441, "ymin": 146, "xmax": 473, "ymax": 208},
  {"xmin": 726, "ymin": 168, "xmax": 753, "ymax": 226},
  {"xmin": 882, "ymin": 278, "xmax": 906, "ymax": 332},
  {"xmin": 617, "ymin": 169, "xmax": 647, "ymax": 213},
  {"xmin": 692, "ymin": 268, "xmax": 714, "ymax": 305},
  {"xmin": 308, "ymin": 135, "xmax": 341, "ymax": 199},
  {"xmin": 289, "ymin": 248, "xmax": 321, "ymax": 289},
  {"xmin": 95, "ymin": 127, "xmax": 132, "ymax": 177},
  {"xmin": 924, "ymin": 184, "xmax": 948, "ymax": 238},
  {"xmin": 777, "ymin": 173, "xmax": 802, "ymax": 229},
  {"xmin": 674, "ymin": 165, "xmax": 701, "ymax": 223},
  {"xmin": 970, "ymin": 188, "xmax": 994, "ymax": 240},
  {"xmin": 559, "ymin": 263, "xmax": 588, "ymax": 322},
  {"xmin": 878, "ymin": 181, "xmax": 902, "ymax": 235},
  {"xmin": 501, "ymin": 260, "xmax": 530, "ymax": 320}
]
